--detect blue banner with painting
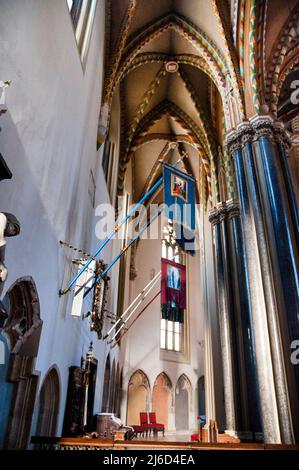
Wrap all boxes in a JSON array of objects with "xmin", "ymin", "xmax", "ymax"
[{"xmin": 163, "ymin": 163, "xmax": 196, "ymax": 253}]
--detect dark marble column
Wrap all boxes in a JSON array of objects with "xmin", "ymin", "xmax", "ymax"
[
  {"xmin": 210, "ymin": 200, "xmax": 263, "ymax": 439},
  {"xmin": 226, "ymin": 118, "xmax": 296, "ymax": 443},
  {"xmin": 209, "ymin": 206, "xmax": 238, "ymax": 435},
  {"xmin": 251, "ymin": 116, "xmax": 299, "ymax": 441},
  {"xmin": 274, "ymin": 124, "xmax": 299, "ymax": 249},
  {"xmin": 226, "ymin": 200, "xmax": 262, "ymax": 437}
]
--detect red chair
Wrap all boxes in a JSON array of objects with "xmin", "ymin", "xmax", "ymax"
[
  {"xmin": 139, "ymin": 412, "xmax": 152, "ymax": 436},
  {"xmin": 132, "ymin": 425, "xmax": 146, "ymax": 438},
  {"xmin": 148, "ymin": 412, "xmax": 165, "ymax": 436}
]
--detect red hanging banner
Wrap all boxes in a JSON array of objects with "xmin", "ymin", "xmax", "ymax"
[{"xmin": 161, "ymin": 258, "xmax": 186, "ymax": 323}]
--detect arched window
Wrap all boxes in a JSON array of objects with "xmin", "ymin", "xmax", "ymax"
[
  {"xmin": 161, "ymin": 221, "xmax": 184, "ymax": 352},
  {"xmin": 197, "ymin": 376, "xmax": 205, "ymax": 416},
  {"xmin": 66, "ymin": 0, "xmax": 97, "ymax": 65},
  {"xmin": 101, "ymin": 354, "xmax": 110, "ymax": 412},
  {"xmin": 109, "ymin": 360, "xmax": 116, "ymax": 413},
  {"xmin": 114, "ymin": 364, "xmax": 121, "ymax": 417},
  {"xmin": 36, "ymin": 367, "xmax": 60, "ymax": 437}
]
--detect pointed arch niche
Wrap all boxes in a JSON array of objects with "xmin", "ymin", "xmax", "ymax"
[
  {"xmin": 175, "ymin": 374, "xmax": 192, "ymax": 431},
  {"xmin": 35, "ymin": 367, "xmax": 60, "ymax": 437},
  {"xmin": 126, "ymin": 370, "xmax": 150, "ymax": 426},
  {"xmin": 101, "ymin": 354, "xmax": 111, "ymax": 412},
  {"xmin": 152, "ymin": 372, "xmax": 173, "ymax": 431}
]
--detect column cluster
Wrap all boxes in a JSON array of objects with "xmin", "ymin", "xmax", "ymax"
[
  {"xmin": 209, "ymin": 200, "xmax": 261, "ymax": 440},
  {"xmin": 223, "ymin": 115, "xmax": 299, "ymax": 444}
]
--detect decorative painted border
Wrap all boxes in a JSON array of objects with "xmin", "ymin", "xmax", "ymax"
[
  {"xmin": 97, "ymin": 0, "xmax": 137, "ymax": 147},
  {"xmin": 211, "ymin": 0, "xmax": 245, "ymax": 117},
  {"xmin": 248, "ymin": 0, "xmax": 261, "ymax": 114},
  {"xmin": 114, "ymin": 12, "xmax": 238, "ymax": 127},
  {"xmin": 265, "ymin": 3, "xmax": 299, "ymax": 114},
  {"xmin": 118, "ymin": 100, "xmax": 212, "ymax": 197}
]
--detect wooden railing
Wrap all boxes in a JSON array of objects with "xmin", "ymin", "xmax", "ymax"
[{"xmin": 30, "ymin": 436, "xmax": 299, "ymax": 451}]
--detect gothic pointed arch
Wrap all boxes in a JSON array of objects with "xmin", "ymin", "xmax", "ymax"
[
  {"xmin": 152, "ymin": 372, "xmax": 173, "ymax": 430},
  {"xmin": 101, "ymin": 354, "xmax": 111, "ymax": 412},
  {"xmin": 98, "ymin": 9, "xmax": 245, "ymax": 147},
  {"xmin": 2, "ymin": 276, "xmax": 42, "ymax": 449},
  {"xmin": 114, "ymin": 363, "xmax": 121, "ymax": 417},
  {"xmin": 117, "ymin": 12, "xmax": 237, "ymax": 107},
  {"xmin": 35, "ymin": 366, "xmax": 60, "ymax": 437},
  {"xmin": 118, "ymin": 53, "xmax": 216, "ymax": 87},
  {"xmin": 118, "ymin": 100, "xmax": 212, "ymax": 195},
  {"xmin": 126, "ymin": 369, "xmax": 151, "ymax": 426},
  {"xmin": 4, "ymin": 276, "xmax": 42, "ymax": 356},
  {"xmin": 175, "ymin": 374, "xmax": 192, "ymax": 431},
  {"xmin": 265, "ymin": 3, "xmax": 299, "ymax": 114},
  {"xmin": 109, "ymin": 359, "xmax": 116, "ymax": 412}
]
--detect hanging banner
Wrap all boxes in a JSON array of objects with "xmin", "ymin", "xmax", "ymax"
[
  {"xmin": 163, "ymin": 163, "xmax": 195, "ymax": 252},
  {"xmin": 161, "ymin": 258, "xmax": 186, "ymax": 323}
]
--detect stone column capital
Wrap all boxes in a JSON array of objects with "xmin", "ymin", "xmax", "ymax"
[
  {"xmin": 250, "ymin": 115, "xmax": 291, "ymax": 149},
  {"xmin": 218, "ymin": 203, "xmax": 228, "ymax": 223},
  {"xmin": 209, "ymin": 202, "xmax": 239, "ymax": 224},
  {"xmin": 209, "ymin": 203, "xmax": 228, "ymax": 225},
  {"xmin": 225, "ymin": 115, "xmax": 292, "ymax": 155},
  {"xmin": 226, "ymin": 121, "xmax": 253, "ymax": 154},
  {"xmin": 208, "ymin": 207, "xmax": 220, "ymax": 226},
  {"xmin": 226, "ymin": 200, "xmax": 240, "ymax": 220}
]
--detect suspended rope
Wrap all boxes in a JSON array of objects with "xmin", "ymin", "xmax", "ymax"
[
  {"xmin": 83, "ymin": 207, "xmax": 163, "ymax": 299},
  {"xmin": 59, "ymin": 240, "xmax": 96, "ymax": 260},
  {"xmin": 104, "ymin": 270, "xmax": 161, "ymax": 340},
  {"xmin": 110, "ymin": 290, "xmax": 161, "ymax": 347},
  {"xmin": 59, "ymin": 177, "xmax": 164, "ymax": 296},
  {"xmin": 59, "ymin": 155, "xmax": 185, "ymax": 297}
]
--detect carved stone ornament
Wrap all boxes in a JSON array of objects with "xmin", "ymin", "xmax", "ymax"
[
  {"xmin": 2, "ymin": 277, "xmax": 42, "ymax": 449},
  {"xmin": 90, "ymin": 261, "xmax": 109, "ymax": 339},
  {"xmin": 209, "ymin": 201, "xmax": 240, "ymax": 226},
  {"xmin": 226, "ymin": 115, "xmax": 291, "ymax": 156},
  {"xmin": 218, "ymin": 203, "xmax": 229, "ymax": 223},
  {"xmin": 0, "ymin": 212, "xmax": 21, "ymax": 321},
  {"xmin": 226, "ymin": 121, "xmax": 253, "ymax": 154},
  {"xmin": 226, "ymin": 200, "xmax": 240, "ymax": 220},
  {"xmin": 208, "ymin": 207, "xmax": 220, "ymax": 226}
]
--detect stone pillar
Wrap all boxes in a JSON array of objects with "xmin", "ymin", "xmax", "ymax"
[
  {"xmin": 201, "ymin": 214, "xmax": 216, "ymax": 424},
  {"xmin": 227, "ymin": 117, "xmax": 297, "ymax": 443},
  {"xmin": 252, "ymin": 116, "xmax": 299, "ymax": 441},
  {"xmin": 209, "ymin": 200, "xmax": 263, "ymax": 438},
  {"xmin": 209, "ymin": 206, "xmax": 238, "ymax": 436},
  {"xmin": 201, "ymin": 209, "xmax": 225, "ymax": 434},
  {"xmin": 226, "ymin": 200, "xmax": 262, "ymax": 437}
]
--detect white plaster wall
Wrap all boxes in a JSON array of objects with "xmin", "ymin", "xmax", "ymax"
[
  {"xmin": 119, "ymin": 227, "xmax": 205, "ymax": 432},
  {"xmin": 0, "ymin": 0, "xmax": 119, "ymax": 436}
]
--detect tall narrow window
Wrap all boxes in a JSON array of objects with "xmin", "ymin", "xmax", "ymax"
[
  {"xmin": 67, "ymin": 0, "xmax": 82, "ymax": 26},
  {"xmin": 88, "ymin": 169, "xmax": 96, "ymax": 208},
  {"xmin": 160, "ymin": 222, "xmax": 184, "ymax": 352},
  {"xmin": 102, "ymin": 139, "xmax": 116, "ymax": 201},
  {"xmin": 67, "ymin": 0, "xmax": 97, "ymax": 65}
]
